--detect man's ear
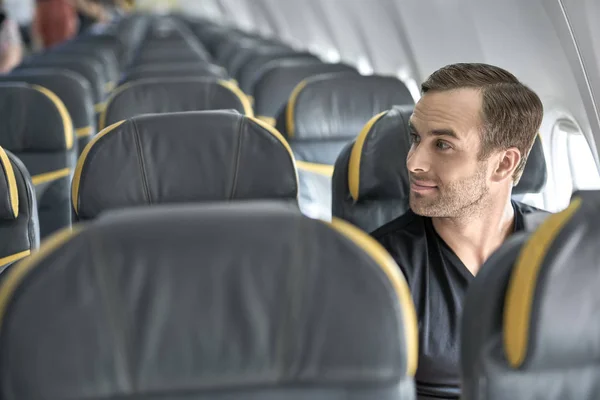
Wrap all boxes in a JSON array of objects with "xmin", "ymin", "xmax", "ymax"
[{"xmin": 492, "ymin": 147, "xmax": 521, "ymax": 183}]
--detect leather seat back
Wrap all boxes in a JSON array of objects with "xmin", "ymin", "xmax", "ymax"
[
  {"xmin": 253, "ymin": 60, "xmax": 357, "ymax": 124},
  {"xmin": 0, "ymin": 200, "xmax": 417, "ymax": 400},
  {"xmin": 0, "ymin": 68, "xmax": 97, "ymax": 154},
  {"xmin": 0, "ymin": 83, "xmax": 75, "ymax": 238},
  {"xmin": 100, "ymin": 78, "xmax": 253, "ymax": 129},
  {"xmin": 236, "ymin": 51, "xmax": 320, "ymax": 96},
  {"xmin": 18, "ymin": 56, "xmax": 108, "ymax": 117},
  {"xmin": 276, "ymin": 74, "xmax": 414, "ymax": 165},
  {"xmin": 0, "ymin": 146, "xmax": 39, "ymax": 274},
  {"xmin": 332, "ymin": 106, "xmax": 413, "ymax": 233},
  {"xmin": 461, "ymin": 190, "xmax": 600, "ymax": 400},
  {"xmin": 72, "ymin": 110, "xmax": 298, "ymax": 221}
]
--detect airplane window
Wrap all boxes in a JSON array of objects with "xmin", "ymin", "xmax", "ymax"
[{"xmin": 551, "ymin": 120, "xmax": 600, "ymax": 209}]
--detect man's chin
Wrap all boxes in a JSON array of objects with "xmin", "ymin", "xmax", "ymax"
[{"xmin": 409, "ymin": 197, "xmax": 439, "ymax": 217}]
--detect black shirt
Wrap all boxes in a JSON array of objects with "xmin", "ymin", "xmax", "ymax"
[{"xmin": 371, "ymin": 200, "xmax": 542, "ymax": 399}]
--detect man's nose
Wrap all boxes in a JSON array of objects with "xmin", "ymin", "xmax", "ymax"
[{"xmin": 407, "ymin": 144, "xmax": 430, "ymax": 173}]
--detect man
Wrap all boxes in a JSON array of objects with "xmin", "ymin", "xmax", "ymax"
[{"xmin": 372, "ymin": 63, "xmax": 546, "ymax": 399}]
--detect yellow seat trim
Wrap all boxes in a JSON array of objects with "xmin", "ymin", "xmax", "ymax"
[
  {"xmin": 71, "ymin": 121, "xmax": 126, "ymax": 215},
  {"xmin": 95, "ymin": 102, "xmax": 107, "ymax": 114},
  {"xmin": 218, "ymin": 80, "xmax": 254, "ymax": 117},
  {"xmin": 348, "ymin": 112, "xmax": 388, "ymax": 201},
  {"xmin": 31, "ymin": 85, "xmax": 74, "ymax": 150},
  {"xmin": 504, "ymin": 197, "xmax": 582, "ymax": 368},
  {"xmin": 98, "ymin": 81, "xmax": 134, "ymax": 130},
  {"xmin": 257, "ymin": 115, "xmax": 276, "ymax": 126},
  {"xmin": 0, "ymin": 227, "xmax": 83, "ymax": 330},
  {"xmin": 296, "ymin": 161, "xmax": 334, "ymax": 176},
  {"xmin": 75, "ymin": 126, "xmax": 94, "ymax": 138},
  {"xmin": 0, "ymin": 250, "xmax": 30, "ymax": 267},
  {"xmin": 285, "ymin": 80, "xmax": 308, "ymax": 139},
  {"xmin": 31, "ymin": 168, "xmax": 71, "ymax": 186},
  {"xmin": 329, "ymin": 217, "xmax": 418, "ymax": 376},
  {"xmin": 104, "ymin": 81, "xmax": 116, "ymax": 93},
  {"xmin": 0, "ymin": 146, "xmax": 18, "ymax": 218},
  {"xmin": 247, "ymin": 117, "xmax": 299, "ymax": 198}
]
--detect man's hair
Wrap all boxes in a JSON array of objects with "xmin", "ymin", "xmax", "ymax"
[{"xmin": 421, "ymin": 63, "xmax": 543, "ymax": 184}]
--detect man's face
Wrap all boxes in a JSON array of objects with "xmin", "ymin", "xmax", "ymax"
[{"xmin": 407, "ymin": 88, "xmax": 494, "ymax": 218}]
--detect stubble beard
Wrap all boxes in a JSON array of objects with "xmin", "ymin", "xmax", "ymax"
[{"xmin": 410, "ymin": 164, "xmax": 490, "ymax": 219}]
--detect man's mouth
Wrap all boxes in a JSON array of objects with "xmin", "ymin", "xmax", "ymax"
[{"xmin": 410, "ymin": 179, "xmax": 438, "ymax": 193}]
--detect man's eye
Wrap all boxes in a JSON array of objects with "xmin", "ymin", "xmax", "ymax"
[
  {"xmin": 410, "ymin": 133, "xmax": 420, "ymax": 143},
  {"xmin": 436, "ymin": 140, "xmax": 451, "ymax": 150}
]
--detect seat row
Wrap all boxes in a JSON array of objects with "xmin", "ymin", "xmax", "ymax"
[
  {"xmin": 0, "ymin": 12, "xmax": 419, "ymax": 233},
  {"xmin": 0, "ymin": 121, "xmax": 596, "ymax": 400}
]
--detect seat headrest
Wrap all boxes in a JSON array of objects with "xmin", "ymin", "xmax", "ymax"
[
  {"xmin": 513, "ymin": 134, "xmax": 547, "ymax": 194},
  {"xmin": 0, "ymin": 147, "xmax": 40, "ymax": 269},
  {"xmin": 253, "ymin": 60, "xmax": 357, "ymax": 121},
  {"xmin": 20, "ymin": 56, "xmax": 106, "ymax": 103},
  {"xmin": 331, "ymin": 107, "xmax": 413, "ymax": 233},
  {"xmin": 100, "ymin": 77, "xmax": 253, "ymax": 129},
  {"xmin": 277, "ymin": 74, "xmax": 414, "ymax": 140},
  {"xmin": 237, "ymin": 51, "xmax": 320, "ymax": 94},
  {"xmin": 461, "ymin": 191, "xmax": 600, "ymax": 399},
  {"xmin": 0, "ymin": 201, "xmax": 417, "ymax": 399},
  {"xmin": 0, "ymin": 83, "xmax": 74, "ymax": 152},
  {"xmin": 0, "ymin": 146, "xmax": 19, "ymax": 220},
  {"xmin": 0, "ymin": 68, "xmax": 96, "ymax": 134},
  {"xmin": 72, "ymin": 111, "xmax": 299, "ymax": 220},
  {"xmin": 348, "ymin": 106, "xmax": 413, "ymax": 202}
]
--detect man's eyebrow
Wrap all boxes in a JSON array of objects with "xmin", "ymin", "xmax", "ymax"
[
  {"xmin": 431, "ymin": 129, "xmax": 459, "ymax": 140},
  {"xmin": 408, "ymin": 121, "xmax": 459, "ymax": 140}
]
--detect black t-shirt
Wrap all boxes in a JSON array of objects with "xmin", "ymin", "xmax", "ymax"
[{"xmin": 371, "ymin": 200, "xmax": 542, "ymax": 399}]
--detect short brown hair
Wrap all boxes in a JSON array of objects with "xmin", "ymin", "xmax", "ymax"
[{"xmin": 421, "ymin": 63, "xmax": 543, "ymax": 184}]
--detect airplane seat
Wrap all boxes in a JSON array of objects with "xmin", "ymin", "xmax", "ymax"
[
  {"xmin": 0, "ymin": 83, "xmax": 75, "ymax": 238},
  {"xmin": 461, "ymin": 190, "xmax": 600, "ymax": 400},
  {"xmin": 275, "ymin": 74, "xmax": 414, "ymax": 222},
  {"xmin": 332, "ymin": 106, "xmax": 413, "ymax": 233},
  {"xmin": 275, "ymin": 74, "xmax": 414, "ymax": 165},
  {"xmin": 226, "ymin": 43, "xmax": 294, "ymax": 78},
  {"xmin": 99, "ymin": 77, "xmax": 254, "ymax": 130},
  {"xmin": 236, "ymin": 51, "xmax": 321, "ymax": 96},
  {"xmin": 0, "ymin": 200, "xmax": 418, "ymax": 400},
  {"xmin": 0, "ymin": 147, "xmax": 39, "ymax": 275},
  {"xmin": 48, "ymin": 45, "xmax": 120, "ymax": 93},
  {"xmin": 510, "ymin": 135, "xmax": 547, "ymax": 209},
  {"xmin": 17, "ymin": 57, "xmax": 109, "ymax": 119},
  {"xmin": 253, "ymin": 60, "xmax": 357, "ymax": 125},
  {"xmin": 72, "ymin": 110, "xmax": 298, "ymax": 221},
  {"xmin": 0, "ymin": 68, "xmax": 97, "ymax": 154}
]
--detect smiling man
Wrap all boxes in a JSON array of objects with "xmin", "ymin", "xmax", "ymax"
[{"xmin": 372, "ymin": 63, "xmax": 546, "ymax": 399}]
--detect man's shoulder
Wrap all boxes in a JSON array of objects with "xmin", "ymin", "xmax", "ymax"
[{"xmin": 371, "ymin": 209, "xmax": 428, "ymax": 244}]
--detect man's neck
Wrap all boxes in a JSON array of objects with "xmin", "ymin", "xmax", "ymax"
[{"xmin": 431, "ymin": 193, "xmax": 515, "ymax": 276}]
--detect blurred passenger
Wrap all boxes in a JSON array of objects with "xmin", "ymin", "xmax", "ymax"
[
  {"xmin": 0, "ymin": 1, "xmax": 23, "ymax": 73},
  {"xmin": 3, "ymin": 0, "xmax": 35, "ymax": 49},
  {"xmin": 33, "ymin": 0, "xmax": 109, "ymax": 49}
]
